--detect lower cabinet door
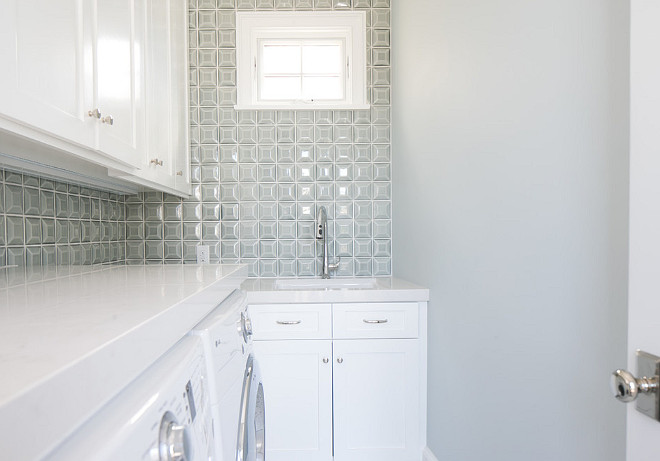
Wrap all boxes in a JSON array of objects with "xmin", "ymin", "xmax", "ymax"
[
  {"xmin": 333, "ymin": 339, "xmax": 421, "ymax": 461},
  {"xmin": 253, "ymin": 340, "xmax": 333, "ymax": 461}
]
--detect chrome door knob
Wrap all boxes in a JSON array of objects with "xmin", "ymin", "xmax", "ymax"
[
  {"xmin": 87, "ymin": 108, "xmax": 101, "ymax": 118},
  {"xmin": 101, "ymin": 115, "xmax": 114, "ymax": 125},
  {"xmin": 611, "ymin": 369, "xmax": 659, "ymax": 403}
]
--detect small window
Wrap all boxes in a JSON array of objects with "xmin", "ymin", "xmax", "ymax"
[{"xmin": 236, "ymin": 12, "xmax": 369, "ymax": 110}]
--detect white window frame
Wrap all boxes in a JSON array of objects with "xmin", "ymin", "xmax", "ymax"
[{"xmin": 236, "ymin": 11, "xmax": 369, "ymax": 110}]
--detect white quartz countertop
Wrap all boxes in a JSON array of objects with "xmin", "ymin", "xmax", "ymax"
[
  {"xmin": 241, "ymin": 277, "xmax": 429, "ymax": 303},
  {"xmin": 0, "ymin": 263, "xmax": 247, "ymax": 461}
]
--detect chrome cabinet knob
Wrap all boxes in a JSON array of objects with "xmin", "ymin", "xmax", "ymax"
[
  {"xmin": 322, "ymin": 358, "xmax": 329, "ymax": 364},
  {"xmin": 176, "ymin": 170, "xmax": 183, "ymax": 176},
  {"xmin": 337, "ymin": 357, "xmax": 343, "ymax": 364},
  {"xmin": 101, "ymin": 115, "xmax": 113, "ymax": 125},
  {"xmin": 151, "ymin": 158, "xmax": 164, "ymax": 167},
  {"xmin": 87, "ymin": 108, "xmax": 101, "ymax": 119},
  {"xmin": 611, "ymin": 369, "xmax": 658, "ymax": 403}
]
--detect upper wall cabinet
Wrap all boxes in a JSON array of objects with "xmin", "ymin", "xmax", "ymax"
[
  {"xmin": 0, "ymin": 0, "xmax": 144, "ymax": 168},
  {"xmin": 110, "ymin": 0, "xmax": 191, "ymax": 197},
  {"xmin": 94, "ymin": 0, "xmax": 147, "ymax": 166},
  {"xmin": 0, "ymin": 0, "xmax": 95, "ymax": 152},
  {"xmin": 0, "ymin": 0, "xmax": 190, "ymax": 197}
]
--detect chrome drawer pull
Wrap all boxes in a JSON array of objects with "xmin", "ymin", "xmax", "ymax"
[
  {"xmin": 363, "ymin": 319, "xmax": 388, "ymax": 324},
  {"xmin": 276, "ymin": 320, "xmax": 302, "ymax": 325}
]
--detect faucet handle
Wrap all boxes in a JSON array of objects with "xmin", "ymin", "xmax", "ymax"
[{"xmin": 328, "ymin": 256, "xmax": 341, "ymax": 272}]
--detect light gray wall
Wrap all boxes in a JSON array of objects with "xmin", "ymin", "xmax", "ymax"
[{"xmin": 392, "ymin": 1, "xmax": 629, "ymax": 459}]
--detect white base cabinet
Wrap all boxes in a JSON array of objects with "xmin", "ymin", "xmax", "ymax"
[
  {"xmin": 249, "ymin": 301, "xmax": 426, "ymax": 461},
  {"xmin": 253, "ymin": 340, "xmax": 333, "ymax": 461},
  {"xmin": 333, "ymin": 339, "xmax": 420, "ymax": 461}
]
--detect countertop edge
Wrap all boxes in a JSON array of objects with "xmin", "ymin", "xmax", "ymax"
[
  {"xmin": 241, "ymin": 276, "xmax": 430, "ymax": 304},
  {"xmin": 245, "ymin": 288, "xmax": 429, "ymax": 304}
]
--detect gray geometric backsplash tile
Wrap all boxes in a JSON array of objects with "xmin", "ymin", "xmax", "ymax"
[
  {"xmin": 177, "ymin": 0, "xmax": 392, "ymax": 277},
  {"xmin": 0, "ymin": 0, "xmax": 391, "ymax": 277},
  {"xmin": 0, "ymin": 169, "xmax": 127, "ymax": 267}
]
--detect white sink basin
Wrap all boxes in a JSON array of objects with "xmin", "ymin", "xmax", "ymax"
[{"xmin": 274, "ymin": 278, "xmax": 378, "ymax": 290}]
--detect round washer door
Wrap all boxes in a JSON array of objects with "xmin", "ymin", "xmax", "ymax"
[{"xmin": 236, "ymin": 354, "xmax": 265, "ymax": 461}]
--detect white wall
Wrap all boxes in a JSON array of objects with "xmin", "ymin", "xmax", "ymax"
[{"xmin": 391, "ymin": 1, "xmax": 629, "ymax": 459}]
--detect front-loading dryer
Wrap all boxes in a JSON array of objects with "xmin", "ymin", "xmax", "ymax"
[
  {"xmin": 191, "ymin": 290, "xmax": 264, "ymax": 461},
  {"xmin": 44, "ymin": 336, "xmax": 214, "ymax": 461}
]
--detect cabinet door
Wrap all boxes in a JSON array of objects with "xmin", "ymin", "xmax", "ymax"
[
  {"xmin": 0, "ymin": 0, "xmax": 95, "ymax": 148},
  {"xmin": 170, "ymin": 0, "xmax": 191, "ymax": 195},
  {"xmin": 141, "ymin": 0, "xmax": 176, "ymax": 189},
  {"xmin": 109, "ymin": 0, "xmax": 190, "ymax": 197},
  {"xmin": 94, "ymin": 0, "xmax": 146, "ymax": 167},
  {"xmin": 333, "ymin": 339, "xmax": 421, "ymax": 461},
  {"xmin": 253, "ymin": 340, "xmax": 333, "ymax": 461}
]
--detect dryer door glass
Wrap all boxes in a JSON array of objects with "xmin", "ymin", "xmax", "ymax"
[
  {"xmin": 254, "ymin": 381, "xmax": 265, "ymax": 461},
  {"xmin": 236, "ymin": 355, "xmax": 265, "ymax": 461}
]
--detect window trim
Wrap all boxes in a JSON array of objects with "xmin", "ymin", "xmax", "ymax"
[{"xmin": 235, "ymin": 11, "xmax": 369, "ymax": 110}]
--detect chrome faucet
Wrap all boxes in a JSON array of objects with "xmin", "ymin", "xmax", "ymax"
[{"xmin": 315, "ymin": 206, "xmax": 340, "ymax": 279}]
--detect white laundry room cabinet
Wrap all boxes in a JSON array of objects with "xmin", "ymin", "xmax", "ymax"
[
  {"xmin": 0, "ymin": 0, "xmax": 190, "ymax": 197},
  {"xmin": 249, "ymin": 301, "xmax": 426, "ymax": 461},
  {"xmin": 109, "ymin": 0, "xmax": 190, "ymax": 196}
]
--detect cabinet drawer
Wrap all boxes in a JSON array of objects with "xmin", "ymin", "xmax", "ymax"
[
  {"xmin": 249, "ymin": 304, "xmax": 332, "ymax": 340},
  {"xmin": 332, "ymin": 303, "xmax": 419, "ymax": 339}
]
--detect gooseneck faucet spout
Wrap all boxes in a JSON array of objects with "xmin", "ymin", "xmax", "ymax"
[{"xmin": 316, "ymin": 206, "xmax": 340, "ymax": 279}]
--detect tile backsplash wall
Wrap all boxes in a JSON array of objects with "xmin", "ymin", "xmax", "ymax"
[
  {"xmin": 123, "ymin": 0, "xmax": 392, "ymax": 277},
  {"xmin": 0, "ymin": 169, "xmax": 127, "ymax": 267},
  {"xmin": 1, "ymin": 0, "xmax": 392, "ymax": 278}
]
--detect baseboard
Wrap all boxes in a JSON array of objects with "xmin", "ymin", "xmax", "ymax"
[{"xmin": 423, "ymin": 446, "xmax": 439, "ymax": 461}]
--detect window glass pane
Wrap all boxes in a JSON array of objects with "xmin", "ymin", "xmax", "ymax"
[
  {"xmin": 302, "ymin": 45, "xmax": 342, "ymax": 74},
  {"xmin": 262, "ymin": 45, "xmax": 301, "ymax": 74},
  {"xmin": 261, "ymin": 76, "xmax": 301, "ymax": 100},
  {"xmin": 302, "ymin": 76, "xmax": 343, "ymax": 100}
]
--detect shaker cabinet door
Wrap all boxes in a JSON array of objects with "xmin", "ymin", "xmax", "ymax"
[
  {"xmin": 108, "ymin": 0, "xmax": 191, "ymax": 197},
  {"xmin": 170, "ymin": 0, "xmax": 191, "ymax": 195},
  {"xmin": 94, "ymin": 0, "xmax": 145, "ymax": 167},
  {"xmin": 0, "ymin": 0, "xmax": 95, "ymax": 148},
  {"xmin": 333, "ymin": 339, "xmax": 421, "ymax": 461},
  {"xmin": 253, "ymin": 340, "xmax": 333, "ymax": 461}
]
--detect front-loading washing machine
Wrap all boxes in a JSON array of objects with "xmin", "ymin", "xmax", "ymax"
[
  {"xmin": 44, "ymin": 336, "xmax": 214, "ymax": 461},
  {"xmin": 191, "ymin": 290, "xmax": 265, "ymax": 461}
]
